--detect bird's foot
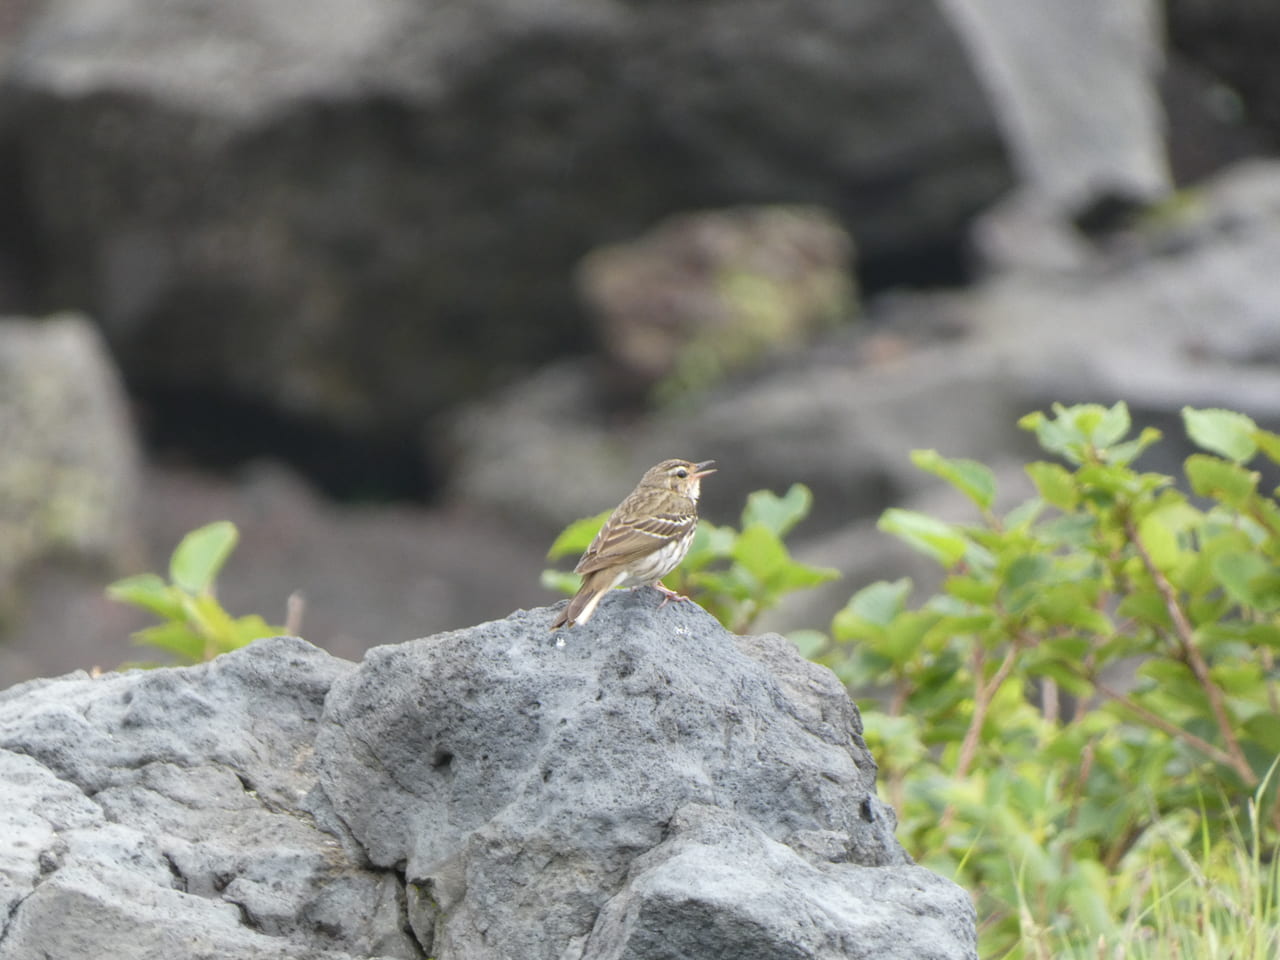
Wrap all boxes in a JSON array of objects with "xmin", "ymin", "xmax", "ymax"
[{"xmin": 652, "ymin": 581, "xmax": 690, "ymax": 609}]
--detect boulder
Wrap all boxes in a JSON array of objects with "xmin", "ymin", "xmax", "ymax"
[
  {"xmin": 0, "ymin": 313, "xmax": 140, "ymax": 611},
  {"xmin": 939, "ymin": 0, "xmax": 1168, "ymax": 211},
  {"xmin": 0, "ymin": 599, "xmax": 977, "ymax": 959},
  {"xmin": 0, "ymin": 636, "xmax": 417, "ymax": 959},
  {"xmin": 1, "ymin": 0, "xmax": 1011, "ymax": 434},
  {"xmin": 577, "ymin": 206, "xmax": 857, "ymax": 406}
]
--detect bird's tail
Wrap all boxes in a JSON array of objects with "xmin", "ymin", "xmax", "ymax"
[{"xmin": 550, "ymin": 570, "xmax": 621, "ymax": 629}]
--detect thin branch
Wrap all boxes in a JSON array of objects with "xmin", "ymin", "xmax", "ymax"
[
  {"xmin": 1091, "ymin": 675, "xmax": 1243, "ymax": 774},
  {"xmin": 940, "ymin": 642, "xmax": 1021, "ymax": 832},
  {"xmin": 1125, "ymin": 518, "xmax": 1257, "ymax": 787},
  {"xmin": 956, "ymin": 644, "xmax": 1021, "ymax": 780}
]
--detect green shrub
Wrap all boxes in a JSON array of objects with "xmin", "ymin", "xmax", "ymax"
[
  {"xmin": 107, "ymin": 521, "xmax": 283, "ymax": 664},
  {"xmin": 815, "ymin": 403, "xmax": 1280, "ymax": 957},
  {"xmin": 543, "ymin": 483, "xmax": 838, "ymax": 632}
]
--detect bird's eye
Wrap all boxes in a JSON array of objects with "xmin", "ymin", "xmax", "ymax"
[{"xmin": 675, "ymin": 468, "xmax": 688, "ymax": 478}]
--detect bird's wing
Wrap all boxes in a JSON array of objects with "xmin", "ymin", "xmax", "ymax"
[{"xmin": 574, "ymin": 511, "xmax": 694, "ymax": 574}]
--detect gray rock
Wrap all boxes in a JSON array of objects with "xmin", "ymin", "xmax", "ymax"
[
  {"xmin": 0, "ymin": 313, "xmax": 141, "ymax": 609},
  {"xmin": 2, "ymin": 0, "xmax": 1011, "ymax": 431},
  {"xmin": 940, "ymin": 0, "xmax": 1168, "ymax": 210},
  {"xmin": 1167, "ymin": 0, "xmax": 1280, "ymax": 146},
  {"xmin": 577, "ymin": 206, "xmax": 858, "ymax": 405},
  {"xmin": 585, "ymin": 804, "xmax": 973, "ymax": 960},
  {"xmin": 0, "ymin": 636, "xmax": 419, "ymax": 960},
  {"xmin": 316, "ymin": 590, "xmax": 977, "ymax": 960},
  {"xmin": 1, "ymin": 602, "xmax": 975, "ymax": 958}
]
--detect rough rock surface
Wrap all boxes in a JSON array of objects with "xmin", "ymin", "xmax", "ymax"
[
  {"xmin": 0, "ymin": 636, "xmax": 416, "ymax": 959},
  {"xmin": 317, "ymin": 591, "xmax": 975, "ymax": 959},
  {"xmin": 0, "ymin": 599, "xmax": 977, "ymax": 959}
]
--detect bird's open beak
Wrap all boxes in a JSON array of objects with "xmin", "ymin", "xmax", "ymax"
[{"xmin": 693, "ymin": 460, "xmax": 717, "ymax": 478}]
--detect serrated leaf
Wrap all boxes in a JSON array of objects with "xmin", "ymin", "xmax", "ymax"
[
  {"xmin": 741, "ymin": 484, "xmax": 812, "ymax": 537},
  {"xmin": 1183, "ymin": 407, "xmax": 1258, "ymax": 463},
  {"xmin": 170, "ymin": 521, "xmax": 239, "ymax": 595},
  {"xmin": 910, "ymin": 450, "xmax": 997, "ymax": 510},
  {"xmin": 546, "ymin": 509, "xmax": 613, "ymax": 560},
  {"xmin": 878, "ymin": 509, "xmax": 968, "ymax": 567},
  {"xmin": 106, "ymin": 573, "xmax": 186, "ymax": 620},
  {"xmin": 1185, "ymin": 455, "xmax": 1260, "ymax": 508}
]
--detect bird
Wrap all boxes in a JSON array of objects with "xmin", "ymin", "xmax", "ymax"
[{"xmin": 550, "ymin": 458, "xmax": 717, "ymax": 629}]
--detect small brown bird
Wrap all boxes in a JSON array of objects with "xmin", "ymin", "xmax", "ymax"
[{"xmin": 550, "ymin": 458, "xmax": 717, "ymax": 629}]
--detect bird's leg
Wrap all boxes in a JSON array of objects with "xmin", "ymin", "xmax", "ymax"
[{"xmin": 652, "ymin": 581, "xmax": 690, "ymax": 609}]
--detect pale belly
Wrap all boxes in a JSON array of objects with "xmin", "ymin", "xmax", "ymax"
[{"xmin": 616, "ymin": 531, "xmax": 694, "ymax": 588}]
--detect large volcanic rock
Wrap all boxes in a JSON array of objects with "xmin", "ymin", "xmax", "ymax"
[{"xmin": 0, "ymin": 595, "xmax": 977, "ymax": 959}]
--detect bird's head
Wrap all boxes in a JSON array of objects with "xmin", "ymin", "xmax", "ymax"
[{"xmin": 643, "ymin": 458, "xmax": 717, "ymax": 501}]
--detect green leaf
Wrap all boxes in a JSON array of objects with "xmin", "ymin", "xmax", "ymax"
[
  {"xmin": 787, "ymin": 629, "xmax": 829, "ymax": 658},
  {"xmin": 106, "ymin": 573, "xmax": 186, "ymax": 620},
  {"xmin": 1183, "ymin": 407, "xmax": 1258, "ymax": 463},
  {"xmin": 131, "ymin": 621, "xmax": 204, "ymax": 661},
  {"xmin": 944, "ymin": 575, "xmax": 997, "ymax": 605},
  {"xmin": 1025, "ymin": 462, "xmax": 1078, "ymax": 510},
  {"xmin": 1213, "ymin": 551, "xmax": 1280, "ymax": 611},
  {"xmin": 183, "ymin": 592, "xmax": 239, "ymax": 648},
  {"xmin": 740, "ymin": 484, "xmax": 812, "ymax": 537},
  {"xmin": 910, "ymin": 450, "xmax": 997, "ymax": 510},
  {"xmin": 845, "ymin": 579, "xmax": 912, "ymax": 627},
  {"xmin": 1243, "ymin": 714, "xmax": 1280, "ymax": 754},
  {"xmin": 1137, "ymin": 512, "xmax": 1183, "ymax": 573},
  {"xmin": 1094, "ymin": 401, "xmax": 1132, "ymax": 448},
  {"xmin": 1184, "ymin": 455, "xmax": 1260, "ymax": 508},
  {"xmin": 1105, "ymin": 427, "xmax": 1162, "ymax": 467},
  {"xmin": 730, "ymin": 526, "xmax": 838, "ymax": 598},
  {"xmin": 1025, "ymin": 659, "xmax": 1093, "ymax": 696},
  {"xmin": 1256, "ymin": 428, "xmax": 1280, "ymax": 466},
  {"xmin": 878, "ymin": 509, "xmax": 969, "ymax": 567},
  {"xmin": 232, "ymin": 614, "xmax": 281, "ymax": 647},
  {"xmin": 1004, "ymin": 555, "xmax": 1051, "ymax": 593},
  {"xmin": 169, "ymin": 521, "xmax": 239, "ymax": 595},
  {"xmin": 546, "ymin": 509, "xmax": 612, "ymax": 560},
  {"xmin": 1020, "ymin": 408, "xmax": 1083, "ymax": 464}
]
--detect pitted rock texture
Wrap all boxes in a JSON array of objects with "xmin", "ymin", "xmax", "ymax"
[
  {"xmin": 1, "ymin": 597, "xmax": 977, "ymax": 959},
  {"xmin": 316, "ymin": 591, "xmax": 976, "ymax": 959},
  {"xmin": 0, "ymin": 637, "xmax": 415, "ymax": 960}
]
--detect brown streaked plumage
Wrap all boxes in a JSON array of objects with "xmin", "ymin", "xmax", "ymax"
[{"xmin": 550, "ymin": 458, "xmax": 716, "ymax": 629}]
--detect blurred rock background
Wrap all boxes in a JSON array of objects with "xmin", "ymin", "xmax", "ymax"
[{"xmin": 2, "ymin": 0, "xmax": 1279, "ymax": 684}]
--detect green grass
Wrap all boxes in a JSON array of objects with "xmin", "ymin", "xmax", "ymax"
[{"xmin": 1022, "ymin": 775, "xmax": 1280, "ymax": 960}]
